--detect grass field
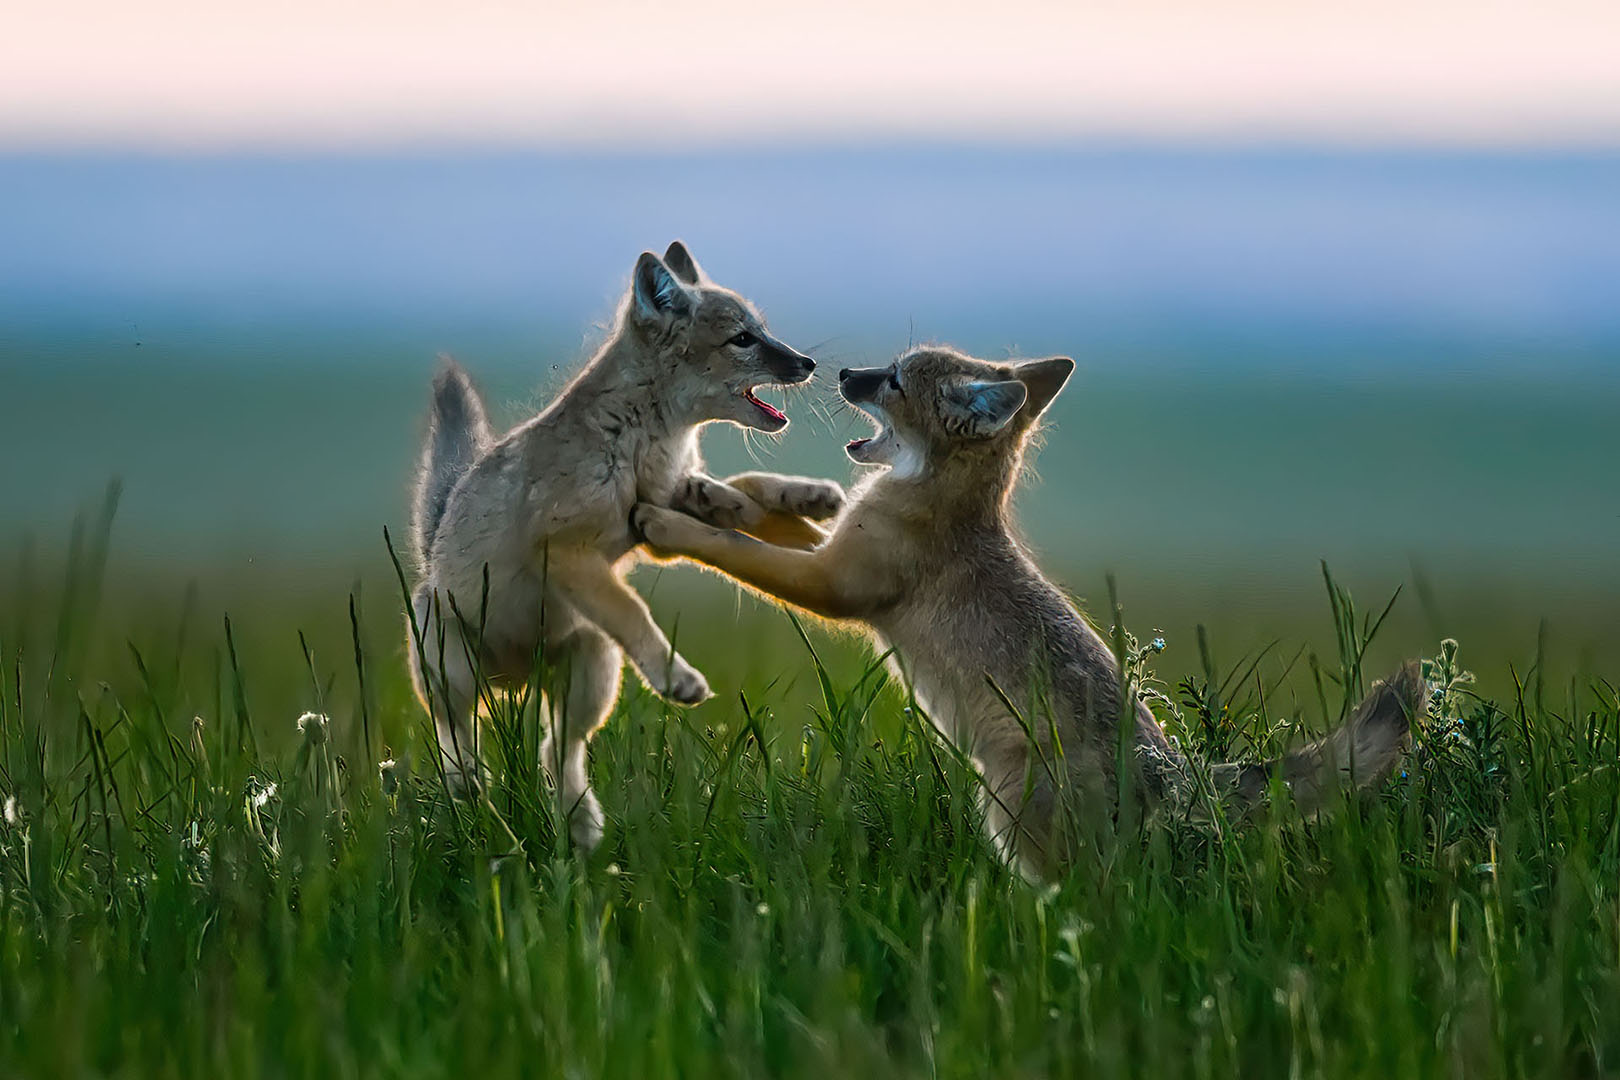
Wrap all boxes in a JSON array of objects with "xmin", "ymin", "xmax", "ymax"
[{"xmin": 2, "ymin": 489, "xmax": 1618, "ymax": 1078}]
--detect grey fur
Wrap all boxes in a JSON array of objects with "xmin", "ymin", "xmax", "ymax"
[
  {"xmin": 412, "ymin": 358, "xmax": 494, "ymax": 564},
  {"xmin": 407, "ymin": 244, "xmax": 842, "ymax": 849},
  {"xmin": 1209, "ymin": 660, "xmax": 1425, "ymax": 815},
  {"xmin": 662, "ymin": 240, "xmax": 705, "ymax": 285}
]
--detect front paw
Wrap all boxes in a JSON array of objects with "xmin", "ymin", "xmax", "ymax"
[
  {"xmin": 778, "ymin": 480, "xmax": 845, "ymax": 520},
  {"xmin": 630, "ymin": 502, "xmax": 690, "ymax": 555},
  {"xmin": 676, "ymin": 477, "xmax": 765, "ymax": 530},
  {"xmin": 654, "ymin": 654, "xmax": 712, "ymax": 706}
]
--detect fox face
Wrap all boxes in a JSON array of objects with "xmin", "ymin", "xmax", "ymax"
[
  {"xmin": 628, "ymin": 242, "xmax": 815, "ymax": 433},
  {"xmin": 838, "ymin": 347, "xmax": 1074, "ymax": 476}
]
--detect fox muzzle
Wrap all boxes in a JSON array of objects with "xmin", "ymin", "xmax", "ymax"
[
  {"xmin": 838, "ymin": 366, "xmax": 889, "ymax": 403},
  {"xmin": 763, "ymin": 337, "xmax": 816, "ymax": 383}
]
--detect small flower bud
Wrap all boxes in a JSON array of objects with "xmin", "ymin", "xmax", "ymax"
[
  {"xmin": 296, "ymin": 712, "xmax": 330, "ymax": 745},
  {"xmin": 378, "ymin": 758, "xmax": 399, "ymax": 795}
]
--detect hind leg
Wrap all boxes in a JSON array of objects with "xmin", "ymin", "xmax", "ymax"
[
  {"xmin": 408, "ymin": 585, "xmax": 484, "ymax": 794},
  {"xmin": 548, "ymin": 552, "xmax": 709, "ymax": 705},
  {"xmin": 541, "ymin": 627, "xmax": 622, "ymax": 851},
  {"xmin": 976, "ymin": 737, "xmax": 1057, "ymax": 883}
]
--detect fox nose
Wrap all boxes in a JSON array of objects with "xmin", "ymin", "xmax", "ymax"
[{"xmin": 801, "ymin": 357, "xmax": 815, "ymax": 374}]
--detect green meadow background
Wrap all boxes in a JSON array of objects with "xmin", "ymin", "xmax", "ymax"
[{"xmin": 4, "ymin": 327, "xmax": 1617, "ymax": 704}]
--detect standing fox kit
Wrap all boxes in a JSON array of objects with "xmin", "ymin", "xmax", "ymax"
[
  {"xmin": 634, "ymin": 346, "xmax": 1424, "ymax": 878},
  {"xmin": 409, "ymin": 242, "xmax": 842, "ymax": 848}
]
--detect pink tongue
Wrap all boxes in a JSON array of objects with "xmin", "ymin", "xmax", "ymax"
[
  {"xmin": 746, "ymin": 391, "xmax": 786, "ymax": 422},
  {"xmin": 846, "ymin": 438, "xmax": 869, "ymax": 450}
]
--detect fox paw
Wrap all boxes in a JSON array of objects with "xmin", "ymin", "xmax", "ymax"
[
  {"xmin": 675, "ymin": 477, "xmax": 765, "ymax": 531},
  {"xmin": 776, "ymin": 479, "xmax": 845, "ymax": 520},
  {"xmin": 629, "ymin": 502, "xmax": 664, "ymax": 548},
  {"xmin": 658, "ymin": 655, "xmax": 712, "ymax": 706},
  {"xmin": 631, "ymin": 503, "xmax": 697, "ymax": 555}
]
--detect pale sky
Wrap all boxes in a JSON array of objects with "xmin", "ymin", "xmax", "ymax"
[{"xmin": 5, "ymin": 0, "xmax": 1620, "ymax": 148}]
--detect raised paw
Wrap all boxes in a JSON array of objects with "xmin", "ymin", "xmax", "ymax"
[
  {"xmin": 675, "ymin": 477, "xmax": 765, "ymax": 531},
  {"xmin": 777, "ymin": 479, "xmax": 845, "ymax": 520},
  {"xmin": 631, "ymin": 502, "xmax": 701, "ymax": 556},
  {"xmin": 659, "ymin": 654, "xmax": 713, "ymax": 706},
  {"xmin": 628, "ymin": 501, "xmax": 658, "ymax": 543}
]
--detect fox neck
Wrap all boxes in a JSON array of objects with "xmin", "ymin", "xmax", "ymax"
[
  {"xmin": 877, "ymin": 441, "xmax": 1025, "ymax": 530},
  {"xmin": 565, "ymin": 331, "xmax": 696, "ymax": 441}
]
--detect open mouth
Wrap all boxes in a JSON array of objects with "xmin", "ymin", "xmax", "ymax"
[
  {"xmin": 845, "ymin": 422, "xmax": 892, "ymax": 465},
  {"xmin": 741, "ymin": 386, "xmax": 788, "ymax": 429},
  {"xmin": 843, "ymin": 399, "xmax": 891, "ymax": 463}
]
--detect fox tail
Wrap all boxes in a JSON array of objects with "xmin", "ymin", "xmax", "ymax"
[
  {"xmin": 1202, "ymin": 661, "xmax": 1427, "ymax": 817},
  {"xmin": 411, "ymin": 357, "xmax": 493, "ymax": 563}
]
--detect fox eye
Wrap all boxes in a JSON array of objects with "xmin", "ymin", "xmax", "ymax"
[{"xmin": 728, "ymin": 331, "xmax": 758, "ymax": 348}]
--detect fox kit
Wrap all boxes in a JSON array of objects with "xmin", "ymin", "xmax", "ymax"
[
  {"xmin": 633, "ymin": 345, "xmax": 1424, "ymax": 879},
  {"xmin": 409, "ymin": 242, "xmax": 843, "ymax": 848}
]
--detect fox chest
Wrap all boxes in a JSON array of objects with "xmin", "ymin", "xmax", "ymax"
[
  {"xmin": 877, "ymin": 595, "xmax": 1052, "ymax": 756},
  {"xmin": 632, "ymin": 442, "xmax": 694, "ymax": 509},
  {"xmin": 563, "ymin": 441, "xmax": 693, "ymax": 556},
  {"xmin": 879, "ymin": 630, "xmax": 1002, "ymax": 751}
]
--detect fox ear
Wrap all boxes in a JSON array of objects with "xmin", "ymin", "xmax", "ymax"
[
  {"xmin": 946, "ymin": 379, "xmax": 1028, "ymax": 437},
  {"xmin": 663, "ymin": 241, "xmax": 706, "ymax": 285},
  {"xmin": 1015, "ymin": 356, "xmax": 1074, "ymax": 418},
  {"xmin": 632, "ymin": 252, "xmax": 695, "ymax": 328}
]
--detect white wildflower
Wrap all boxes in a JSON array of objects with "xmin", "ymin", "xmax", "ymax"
[
  {"xmin": 2, "ymin": 794, "xmax": 18, "ymax": 826},
  {"xmin": 249, "ymin": 780, "xmax": 277, "ymax": 810},
  {"xmin": 378, "ymin": 758, "xmax": 399, "ymax": 795},
  {"xmin": 296, "ymin": 711, "xmax": 330, "ymax": 744}
]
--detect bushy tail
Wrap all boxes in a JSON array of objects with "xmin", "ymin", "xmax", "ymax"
[
  {"xmin": 412, "ymin": 358, "xmax": 493, "ymax": 562},
  {"xmin": 1205, "ymin": 661, "xmax": 1427, "ymax": 818}
]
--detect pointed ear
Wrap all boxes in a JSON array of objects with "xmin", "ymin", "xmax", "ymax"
[
  {"xmin": 662, "ymin": 240, "xmax": 706, "ymax": 285},
  {"xmin": 632, "ymin": 251, "xmax": 695, "ymax": 329},
  {"xmin": 1015, "ymin": 356, "xmax": 1074, "ymax": 418},
  {"xmin": 946, "ymin": 379, "xmax": 1028, "ymax": 437}
]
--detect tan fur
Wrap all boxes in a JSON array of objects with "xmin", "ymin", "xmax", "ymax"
[
  {"xmin": 408, "ymin": 243, "xmax": 843, "ymax": 849},
  {"xmin": 634, "ymin": 345, "xmax": 1425, "ymax": 879}
]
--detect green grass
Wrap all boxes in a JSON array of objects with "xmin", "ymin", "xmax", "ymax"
[{"xmin": 2, "ymin": 493, "xmax": 1618, "ymax": 1079}]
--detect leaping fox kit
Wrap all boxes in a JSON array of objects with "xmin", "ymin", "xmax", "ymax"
[
  {"xmin": 634, "ymin": 345, "xmax": 1425, "ymax": 879},
  {"xmin": 408, "ymin": 242, "xmax": 842, "ymax": 848}
]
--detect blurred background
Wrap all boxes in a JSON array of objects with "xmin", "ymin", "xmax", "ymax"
[{"xmin": 3, "ymin": 0, "xmax": 1618, "ymax": 697}]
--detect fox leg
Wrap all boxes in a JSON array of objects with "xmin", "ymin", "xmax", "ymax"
[
  {"xmin": 671, "ymin": 473, "xmax": 839, "ymax": 551},
  {"xmin": 541, "ymin": 627, "xmax": 621, "ymax": 850},
  {"xmin": 547, "ymin": 552, "xmax": 711, "ymax": 705},
  {"xmin": 631, "ymin": 504, "xmax": 866, "ymax": 619},
  {"xmin": 408, "ymin": 584, "xmax": 484, "ymax": 793},
  {"xmin": 723, "ymin": 472, "xmax": 844, "ymax": 520},
  {"xmin": 724, "ymin": 472, "xmax": 843, "ymax": 550},
  {"xmin": 670, "ymin": 474, "xmax": 767, "ymax": 530}
]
